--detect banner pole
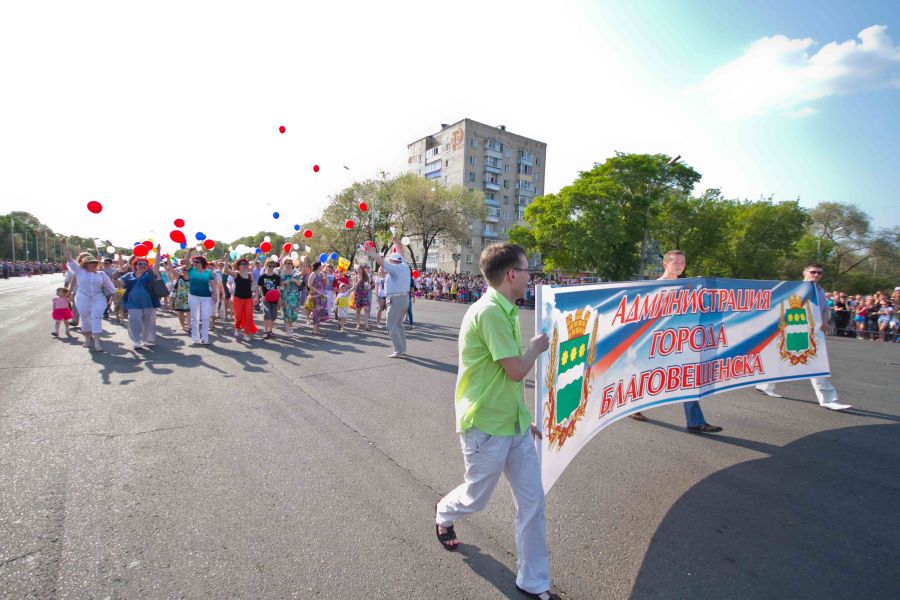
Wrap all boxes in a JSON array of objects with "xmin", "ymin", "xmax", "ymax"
[{"xmin": 534, "ymin": 283, "xmax": 544, "ymax": 467}]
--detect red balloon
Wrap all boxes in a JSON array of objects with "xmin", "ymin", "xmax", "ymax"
[
  {"xmin": 364, "ymin": 240, "xmax": 375, "ymax": 251},
  {"xmin": 142, "ymin": 240, "xmax": 153, "ymax": 250},
  {"xmin": 412, "ymin": 269, "xmax": 420, "ymax": 279},
  {"xmin": 169, "ymin": 230, "xmax": 186, "ymax": 244},
  {"xmin": 133, "ymin": 244, "xmax": 149, "ymax": 257},
  {"xmin": 358, "ymin": 202, "xmax": 368, "ymax": 212},
  {"xmin": 203, "ymin": 239, "xmax": 215, "ymax": 250},
  {"xmin": 87, "ymin": 201, "xmax": 102, "ymax": 214},
  {"xmin": 303, "ymin": 229, "xmax": 313, "ymax": 239},
  {"xmin": 173, "ymin": 218, "xmax": 185, "ymax": 228},
  {"xmin": 282, "ymin": 243, "xmax": 292, "ymax": 253},
  {"xmin": 279, "ymin": 125, "xmax": 286, "ymax": 134},
  {"xmin": 260, "ymin": 241, "xmax": 272, "ymax": 253},
  {"xmin": 313, "ymin": 164, "xmax": 320, "ymax": 173},
  {"xmin": 345, "ymin": 219, "xmax": 355, "ymax": 229}
]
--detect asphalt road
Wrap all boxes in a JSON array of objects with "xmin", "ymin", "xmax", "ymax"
[{"xmin": 1, "ymin": 275, "xmax": 898, "ymax": 599}]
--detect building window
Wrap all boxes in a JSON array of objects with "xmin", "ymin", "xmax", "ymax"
[
  {"xmin": 535, "ymin": 157, "xmax": 541, "ymax": 166},
  {"xmin": 468, "ymin": 172, "xmax": 476, "ymax": 182},
  {"xmin": 517, "ymin": 163, "xmax": 533, "ymax": 175},
  {"xmin": 487, "ymin": 206, "xmax": 501, "ymax": 219},
  {"xmin": 518, "ymin": 205, "xmax": 526, "ymax": 219},
  {"xmin": 444, "ymin": 160, "xmax": 449, "ymax": 167},
  {"xmin": 444, "ymin": 176, "xmax": 449, "ymax": 183},
  {"xmin": 504, "ymin": 164, "xmax": 510, "ymax": 173},
  {"xmin": 470, "ymin": 138, "xmax": 478, "ymax": 149},
  {"xmin": 503, "ymin": 195, "xmax": 510, "ymax": 204},
  {"xmin": 534, "ymin": 170, "xmax": 540, "ymax": 181},
  {"xmin": 466, "ymin": 254, "xmax": 473, "ymax": 263},
  {"xmin": 466, "ymin": 238, "xmax": 473, "ymax": 246},
  {"xmin": 486, "ymin": 192, "xmax": 495, "ymax": 200},
  {"xmin": 504, "ymin": 148, "xmax": 512, "ymax": 158},
  {"xmin": 503, "ymin": 179, "xmax": 509, "ymax": 189},
  {"xmin": 501, "ymin": 211, "xmax": 508, "ymax": 220},
  {"xmin": 469, "ymin": 156, "xmax": 476, "ymax": 166},
  {"xmin": 444, "ymin": 144, "xmax": 450, "ymax": 151}
]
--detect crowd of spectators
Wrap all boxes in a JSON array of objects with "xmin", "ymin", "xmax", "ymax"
[
  {"xmin": 1, "ymin": 260, "xmax": 65, "ymax": 278},
  {"xmin": 826, "ymin": 288, "xmax": 900, "ymax": 342},
  {"xmin": 415, "ymin": 272, "xmax": 595, "ymax": 308}
]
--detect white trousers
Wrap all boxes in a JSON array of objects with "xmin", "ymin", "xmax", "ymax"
[
  {"xmin": 756, "ymin": 377, "xmax": 839, "ymax": 405},
  {"xmin": 75, "ymin": 293, "xmax": 107, "ymax": 334},
  {"xmin": 188, "ymin": 295, "xmax": 213, "ymax": 343},
  {"xmin": 436, "ymin": 428, "xmax": 550, "ymax": 594},
  {"xmin": 385, "ymin": 294, "xmax": 409, "ymax": 353},
  {"xmin": 127, "ymin": 308, "xmax": 157, "ymax": 345}
]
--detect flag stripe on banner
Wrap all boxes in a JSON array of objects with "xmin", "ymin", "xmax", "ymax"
[{"xmin": 535, "ymin": 278, "xmax": 831, "ymax": 494}]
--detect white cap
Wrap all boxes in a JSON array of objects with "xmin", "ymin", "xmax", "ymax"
[{"xmin": 387, "ymin": 252, "xmax": 403, "ymax": 262}]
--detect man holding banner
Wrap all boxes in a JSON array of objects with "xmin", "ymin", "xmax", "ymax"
[
  {"xmin": 754, "ymin": 262, "xmax": 851, "ymax": 411},
  {"xmin": 629, "ymin": 250, "xmax": 723, "ymax": 432},
  {"xmin": 435, "ymin": 243, "xmax": 559, "ymax": 600}
]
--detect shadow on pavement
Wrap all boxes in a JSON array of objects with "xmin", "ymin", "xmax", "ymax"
[
  {"xmin": 456, "ymin": 543, "xmax": 520, "ymax": 599},
  {"xmin": 630, "ymin": 423, "xmax": 900, "ymax": 599}
]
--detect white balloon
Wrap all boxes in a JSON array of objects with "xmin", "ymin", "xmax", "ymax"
[
  {"xmin": 300, "ymin": 255, "xmax": 307, "ymax": 263},
  {"xmin": 293, "ymin": 243, "xmax": 300, "ymax": 250},
  {"xmin": 106, "ymin": 245, "xmax": 115, "ymax": 253},
  {"xmin": 290, "ymin": 252, "xmax": 299, "ymax": 260},
  {"xmin": 264, "ymin": 236, "xmax": 271, "ymax": 243},
  {"xmin": 270, "ymin": 255, "xmax": 279, "ymax": 262},
  {"xmin": 400, "ymin": 236, "xmax": 411, "ymax": 246},
  {"xmin": 389, "ymin": 226, "xmax": 396, "ymax": 235},
  {"xmin": 304, "ymin": 245, "xmax": 312, "ymax": 253}
]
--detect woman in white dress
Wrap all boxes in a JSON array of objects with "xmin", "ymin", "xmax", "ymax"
[{"xmin": 61, "ymin": 237, "xmax": 115, "ymax": 351}]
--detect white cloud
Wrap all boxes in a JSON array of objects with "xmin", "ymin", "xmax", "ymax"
[{"xmin": 696, "ymin": 25, "xmax": 900, "ymax": 119}]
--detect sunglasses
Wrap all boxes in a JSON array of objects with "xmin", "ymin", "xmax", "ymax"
[{"xmin": 807, "ymin": 270, "xmax": 823, "ymax": 275}]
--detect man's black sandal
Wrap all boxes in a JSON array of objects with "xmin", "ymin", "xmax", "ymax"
[
  {"xmin": 686, "ymin": 423, "xmax": 723, "ymax": 433},
  {"xmin": 435, "ymin": 524, "xmax": 458, "ymax": 551},
  {"xmin": 515, "ymin": 585, "xmax": 561, "ymax": 600}
]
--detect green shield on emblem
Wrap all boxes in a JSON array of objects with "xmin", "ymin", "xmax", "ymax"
[
  {"xmin": 556, "ymin": 334, "xmax": 590, "ymax": 424},
  {"xmin": 785, "ymin": 308, "xmax": 809, "ymax": 353}
]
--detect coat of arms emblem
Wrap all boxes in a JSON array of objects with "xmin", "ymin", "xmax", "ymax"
[
  {"xmin": 777, "ymin": 294, "xmax": 818, "ymax": 365},
  {"xmin": 544, "ymin": 309, "xmax": 600, "ymax": 450}
]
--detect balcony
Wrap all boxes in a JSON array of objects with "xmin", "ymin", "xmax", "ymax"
[
  {"xmin": 518, "ymin": 151, "xmax": 534, "ymax": 166},
  {"xmin": 483, "ymin": 181, "xmax": 500, "ymax": 191},
  {"xmin": 425, "ymin": 170, "xmax": 442, "ymax": 180},
  {"xmin": 482, "ymin": 227, "xmax": 500, "ymax": 238},
  {"xmin": 485, "ymin": 210, "xmax": 500, "ymax": 223},
  {"xmin": 485, "ymin": 197, "xmax": 500, "ymax": 207},
  {"xmin": 485, "ymin": 163, "xmax": 502, "ymax": 174},
  {"xmin": 485, "ymin": 147, "xmax": 503, "ymax": 160},
  {"xmin": 424, "ymin": 161, "xmax": 442, "ymax": 175}
]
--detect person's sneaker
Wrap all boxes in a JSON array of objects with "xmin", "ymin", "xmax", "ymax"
[
  {"xmin": 822, "ymin": 402, "xmax": 851, "ymax": 411},
  {"xmin": 387, "ymin": 352, "xmax": 405, "ymax": 358},
  {"xmin": 236, "ymin": 331, "xmax": 244, "ymax": 341},
  {"xmin": 754, "ymin": 385, "xmax": 783, "ymax": 398},
  {"xmin": 628, "ymin": 412, "xmax": 648, "ymax": 422},
  {"xmin": 134, "ymin": 343, "xmax": 143, "ymax": 350},
  {"xmin": 144, "ymin": 341, "xmax": 155, "ymax": 347},
  {"xmin": 686, "ymin": 423, "xmax": 723, "ymax": 433}
]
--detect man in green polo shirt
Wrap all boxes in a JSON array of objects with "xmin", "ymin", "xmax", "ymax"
[{"xmin": 435, "ymin": 243, "xmax": 558, "ymax": 600}]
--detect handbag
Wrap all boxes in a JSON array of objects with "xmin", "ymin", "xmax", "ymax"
[
  {"xmin": 264, "ymin": 289, "xmax": 281, "ymax": 303},
  {"xmin": 304, "ymin": 294, "xmax": 315, "ymax": 311},
  {"xmin": 151, "ymin": 278, "xmax": 169, "ymax": 298}
]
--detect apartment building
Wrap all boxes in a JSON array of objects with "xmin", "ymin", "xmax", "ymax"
[{"xmin": 406, "ymin": 118, "xmax": 547, "ymax": 274}]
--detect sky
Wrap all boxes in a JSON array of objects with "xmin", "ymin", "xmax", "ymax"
[{"xmin": 1, "ymin": 0, "xmax": 898, "ymax": 252}]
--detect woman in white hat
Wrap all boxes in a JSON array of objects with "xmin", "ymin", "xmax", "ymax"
[{"xmin": 62, "ymin": 237, "xmax": 115, "ymax": 351}]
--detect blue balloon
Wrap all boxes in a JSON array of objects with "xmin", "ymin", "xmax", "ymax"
[
  {"xmin": 179, "ymin": 242, "xmax": 187, "ymax": 249},
  {"xmin": 195, "ymin": 232, "xmax": 206, "ymax": 241},
  {"xmin": 329, "ymin": 252, "xmax": 338, "ymax": 261},
  {"xmin": 272, "ymin": 212, "xmax": 280, "ymax": 219},
  {"xmin": 133, "ymin": 241, "xmax": 140, "ymax": 246},
  {"xmin": 293, "ymin": 224, "xmax": 300, "ymax": 231},
  {"xmin": 319, "ymin": 253, "xmax": 328, "ymax": 262},
  {"xmin": 255, "ymin": 247, "xmax": 262, "ymax": 254}
]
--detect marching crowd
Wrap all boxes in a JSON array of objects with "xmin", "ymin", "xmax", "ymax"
[{"xmin": 56, "ymin": 236, "xmax": 416, "ymax": 356}]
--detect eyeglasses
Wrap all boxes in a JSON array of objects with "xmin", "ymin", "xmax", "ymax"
[
  {"xmin": 807, "ymin": 271, "xmax": 823, "ymax": 275},
  {"xmin": 191, "ymin": 260, "xmax": 202, "ymax": 264},
  {"xmin": 135, "ymin": 262, "xmax": 149, "ymax": 266},
  {"xmin": 510, "ymin": 267, "xmax": 531, "ymax": 278}
]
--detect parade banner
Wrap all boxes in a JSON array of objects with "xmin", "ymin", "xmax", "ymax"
[{"xmin": 535, "ymin": 278, "xmax": 831, "ymax": 493}]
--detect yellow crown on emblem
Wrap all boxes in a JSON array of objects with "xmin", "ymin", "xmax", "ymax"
[
  {"xmin": 787, "ymin": 295, "xmax": 803, "ymax": 309},
  {"xmin": 565, "ymin": 309, "xmax": 590, "ymax": 339}
]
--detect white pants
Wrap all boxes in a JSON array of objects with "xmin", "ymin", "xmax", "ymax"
[
  {"xmin": 127, "ymin": 308, "xmax": 157, "ymax": 345},
  {"xmin": 188, "ymin": 295, "xmax": 213, "ymax": 343},
  {"xmin": 385, "ymin": 294, "xmax": 409, "ymax": 353},
  {"xmin": 75, "ymin": 293, "xmax": 107, "ymax": 334},
  {"xmin": 436, "ymin": 428, "xmax": 550, "ymax": 594},
  {"xmin": 756, "ymin": 377, "xmax": 839, "ymax": 405}
]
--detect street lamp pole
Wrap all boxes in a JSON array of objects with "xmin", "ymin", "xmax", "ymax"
[
  {"xmin": 638, "ymin": 155, "xmax": 680, "ymax": 279},
  {"xmin": 9, "ymin": 216, "xmax": 15, "ymax": 262}
]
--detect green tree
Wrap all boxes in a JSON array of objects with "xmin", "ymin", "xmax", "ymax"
[
  {"xmin": 387, "ymin": 173, "xmax": 485, "ymax": 271},
  {"xmin": 720, "ymin": 199, "xmax": 808, "ymax": 279},
  {"xmin": 510, "ymin": 153, "xmax": 701, "ymax": 280},
  {"xmin": 651, "ymin": 188, "xmax": 732, "ymax": 276}
]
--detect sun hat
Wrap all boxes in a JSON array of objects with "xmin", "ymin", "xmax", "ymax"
[{"xmin": 79, "ymin": 254, "xmax": 100, "ymax": 265}]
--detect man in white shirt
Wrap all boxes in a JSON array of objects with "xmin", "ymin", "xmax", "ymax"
[
  {"xmin": 367, "ymin": 236, "xmax": 412, "ymax": 358},
  {"xmin": 755, "ymin": 262, "xmax": 850, "ymax": 411}
]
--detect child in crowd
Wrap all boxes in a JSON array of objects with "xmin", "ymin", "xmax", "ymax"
[
  {"xmin": 336, "ymin": 283, "xmax": 350, "ymax": 332},
  {"xmin": 52, "ymin": 287, "xmax": 73, "ymax": 337}
]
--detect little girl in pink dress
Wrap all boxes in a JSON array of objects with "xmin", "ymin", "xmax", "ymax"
[{"xmin": 52, "ymin": 287, "xmax": 73, "ymax": 337}]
